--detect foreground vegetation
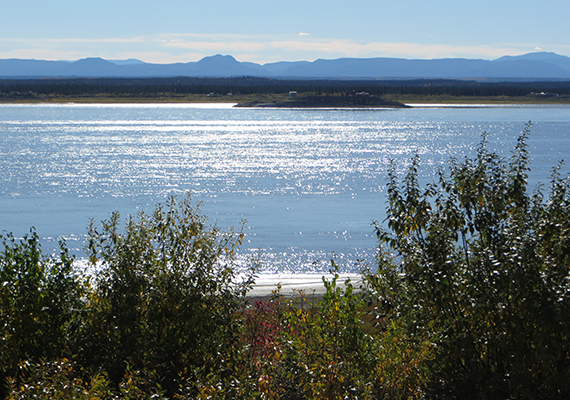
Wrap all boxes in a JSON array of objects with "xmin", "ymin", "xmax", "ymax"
[{"xmin": 1, "ymin": 124, "xmax": 570, "ymax": 399}]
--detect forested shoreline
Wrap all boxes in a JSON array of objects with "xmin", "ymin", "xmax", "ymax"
[{"xmin": 2, "ymin": 76, "xmax": 570, "ymax": 102}]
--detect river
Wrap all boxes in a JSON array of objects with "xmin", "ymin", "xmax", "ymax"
[{"xmin": 1, "ymin": 103, "xmax": 569, "ymax": 273}]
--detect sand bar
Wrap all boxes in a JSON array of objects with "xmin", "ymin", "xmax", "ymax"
[{"xmin": 246, "ymin": 273, "xmax": 363, "ymax": 300}]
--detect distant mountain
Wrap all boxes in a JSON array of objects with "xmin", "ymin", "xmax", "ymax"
[
  {"xmin": 1, "ymin": 52, "xmax": 570, "ymax": 80},
  {"xmin": 495, "ymin": 52, "xmax": 570, "ymax": 70},
  {"xmin": 108, "ymin": 59, "xmax": 146, "ymax": 66}
]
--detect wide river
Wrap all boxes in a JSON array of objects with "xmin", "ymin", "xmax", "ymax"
[{"xmin": 1, "ymin": 103, "xmax": 569, "ymax": 273}]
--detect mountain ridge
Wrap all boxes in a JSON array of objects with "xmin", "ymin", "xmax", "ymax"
[{"xmin": 1, "ymin": 52, "xmax": 570, "ymax": 80}]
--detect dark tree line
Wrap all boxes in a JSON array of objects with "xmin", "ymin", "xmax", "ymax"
[{"xmin": 2, "ymin": 76, "xmax": 570, "ymax": 98}]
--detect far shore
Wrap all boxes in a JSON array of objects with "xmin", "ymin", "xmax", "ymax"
[{"xmin": 2, "ymin": 93, "xmax": 570, "ymax": 105}]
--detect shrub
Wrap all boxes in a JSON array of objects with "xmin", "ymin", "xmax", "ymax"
[
  {"xmin": 77, "ymin": 194, "xmax": 255, "ymax": 396},
  {"xmin": 0, "ymin": 230, "xmax": 85, "ymax": 398},
  {"xmin": 6, "ymin": 359, "xmax": 113, "ymax": 400},
  {"xmin": 280, "ymin": 269, "xmax": 432, "ymax": 399},
  {"xmin": 6, "ymin": 359, "xmax": 169, "ymax": 399},
  {"xmin": 369, "ymin": 123, "xmax": 570, "ymax": 399},
  {"xmin": 279, "ymin": 270, "xmax": 376, "ymax": 399},
  {"xmin": 192, "ymin": 266, "xmax": 433, "ymax": 400}
]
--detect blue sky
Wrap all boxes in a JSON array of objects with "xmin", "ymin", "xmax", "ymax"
[{"xmin": 1, "ymin": 0, "xmax": 569, "ymax": 64}]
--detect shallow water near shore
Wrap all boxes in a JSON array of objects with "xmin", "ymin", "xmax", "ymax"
[{"xmin": 1, "ymin": 103, "xmax": 569, "ymax": 274}]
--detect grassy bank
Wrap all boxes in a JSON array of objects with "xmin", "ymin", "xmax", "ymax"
[{"xmin": 0, "ymin": 92, "xmax": 288, "ymax": 104}]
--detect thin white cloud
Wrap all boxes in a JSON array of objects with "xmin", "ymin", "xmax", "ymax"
[
  {"xmin": 268, "ymin": 39, "xmax": 525, "ymax": 60},
  {"xmin": 115, "ymin": 51, "xmax": 191, "ymax": 64},
  {"xmin": 0, "ymin": 48, "xmax": 84, "ymax": 60},
  {"xmin": 550, "ymin": 44, "xmax": 570, "ymax": 54},
  {"xmin": 163, "ymin": 40, "xmax": 266, "ymax": 53},
  {"xmin": 159, "ymin": 33, "xmax": 268, "ymax": 41},
  {"xmin": 154, "ymin": 34, "xmax": 543, "ymax": 61},
  {"xmin": 299, "ymin": 33, "xmax": 310, "ymax": 36}
]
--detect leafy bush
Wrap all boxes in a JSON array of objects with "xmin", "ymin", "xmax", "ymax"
[
  {"xmin": 369, "ymin": 123, "xmax": 570, "ymax": 399},
  {"xmin": 0, "ymin": 230, "xmax": 85, "ymax": 398},
  {"xmin": 6, "ymin": 359, "xmax": 114, "ymax": 400},
  {"xmin": 1, "ymin": 195, "xmax": 256, "ymax": 398},
  {"xmin": 279, "ymin": 270, "xmax": 377, "ymax": 399},
  {"xmin": 78, "ymin": 194, "xmax": 255, "ymax": 395},
  {"xmin": 193, "ymin": 267, "xmax": 432, "ymax": 400},
  {"xmin": 6, "ymin": 359, "xmax": 170, "ymax": 400}
]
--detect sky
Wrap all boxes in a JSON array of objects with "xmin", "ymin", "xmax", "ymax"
[{"xmin": 1, "ymin": 0, "xmax": 569, "ymax": 65}]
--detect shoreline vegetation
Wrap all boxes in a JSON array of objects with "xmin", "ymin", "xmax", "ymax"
[
  {"xmin": 2, "ymin": 125, "xmax": 570, "ymax": 398},
  {"xmin": 2, "ymin": 76, "xmax": 570, "ymax": 105},
  {"xmin": 2, "ymin": 92, "xmax": 570, "ymax": 105}
]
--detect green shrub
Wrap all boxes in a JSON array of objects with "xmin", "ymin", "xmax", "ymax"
[
  {"xmin": 279, "ymin": 269, "xmax": 376, "ymax": 399},
  {"xmin": 6, "ymin": 359, "xmax": 113, "ymax": 400},
  {"xmin": 280, "ymin": 269, "xmax": 432, "ymax": 399},
  {"xmin": 0, "ymin": 230, "xmax": 85, "ymax": 398},
  {"xmin": 192, "ymin": 266, "xmax": 433, "ymax": 400},
  {"xmin": 77, "ymin": 194, "xmax": 255, "ymax": 396},
  {"xmin": 369, "ymin": 123, "xmax": 570, "ymax": 399},
  {"xmin": 6, "ymin": 359, "xmax": 170, "ymax": 400}
]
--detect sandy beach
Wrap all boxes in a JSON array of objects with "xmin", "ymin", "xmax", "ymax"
[{"xmin": 245, "ymin": 273, "xmax": 364, "ymax": 301}]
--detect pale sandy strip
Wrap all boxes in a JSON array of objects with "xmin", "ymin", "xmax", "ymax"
[{"xmin": 246, "ymin": 273, "xmax": 363, "ymax": 299}]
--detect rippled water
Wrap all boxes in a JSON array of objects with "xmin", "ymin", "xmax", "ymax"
[{"xmin": 1, "ymin": 103, "xmax": 569, "ymax": 272}]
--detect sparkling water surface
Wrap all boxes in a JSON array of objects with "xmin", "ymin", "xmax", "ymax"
[{"xmin": 1, "ymin": 103, "xmax": 569, "ymax": 272}]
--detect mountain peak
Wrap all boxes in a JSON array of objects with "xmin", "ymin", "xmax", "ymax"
[
  {"xmin": 72, "ymin": 57, "xmax": 114, "ymax": 65},
  {"xmin": 109, "ymin": 58, "xmax": 145, "ymax": 66},
  {"xmin": 493, "ymin": 52, "xmax": 570, "ymax": 73},
  {"xmin": 197, "ymin": 54, "xmax": 239, "ymax": 65},
  {"xmin": 495, "ymin": 52, "xmax": 570, "ymax": 62}
]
